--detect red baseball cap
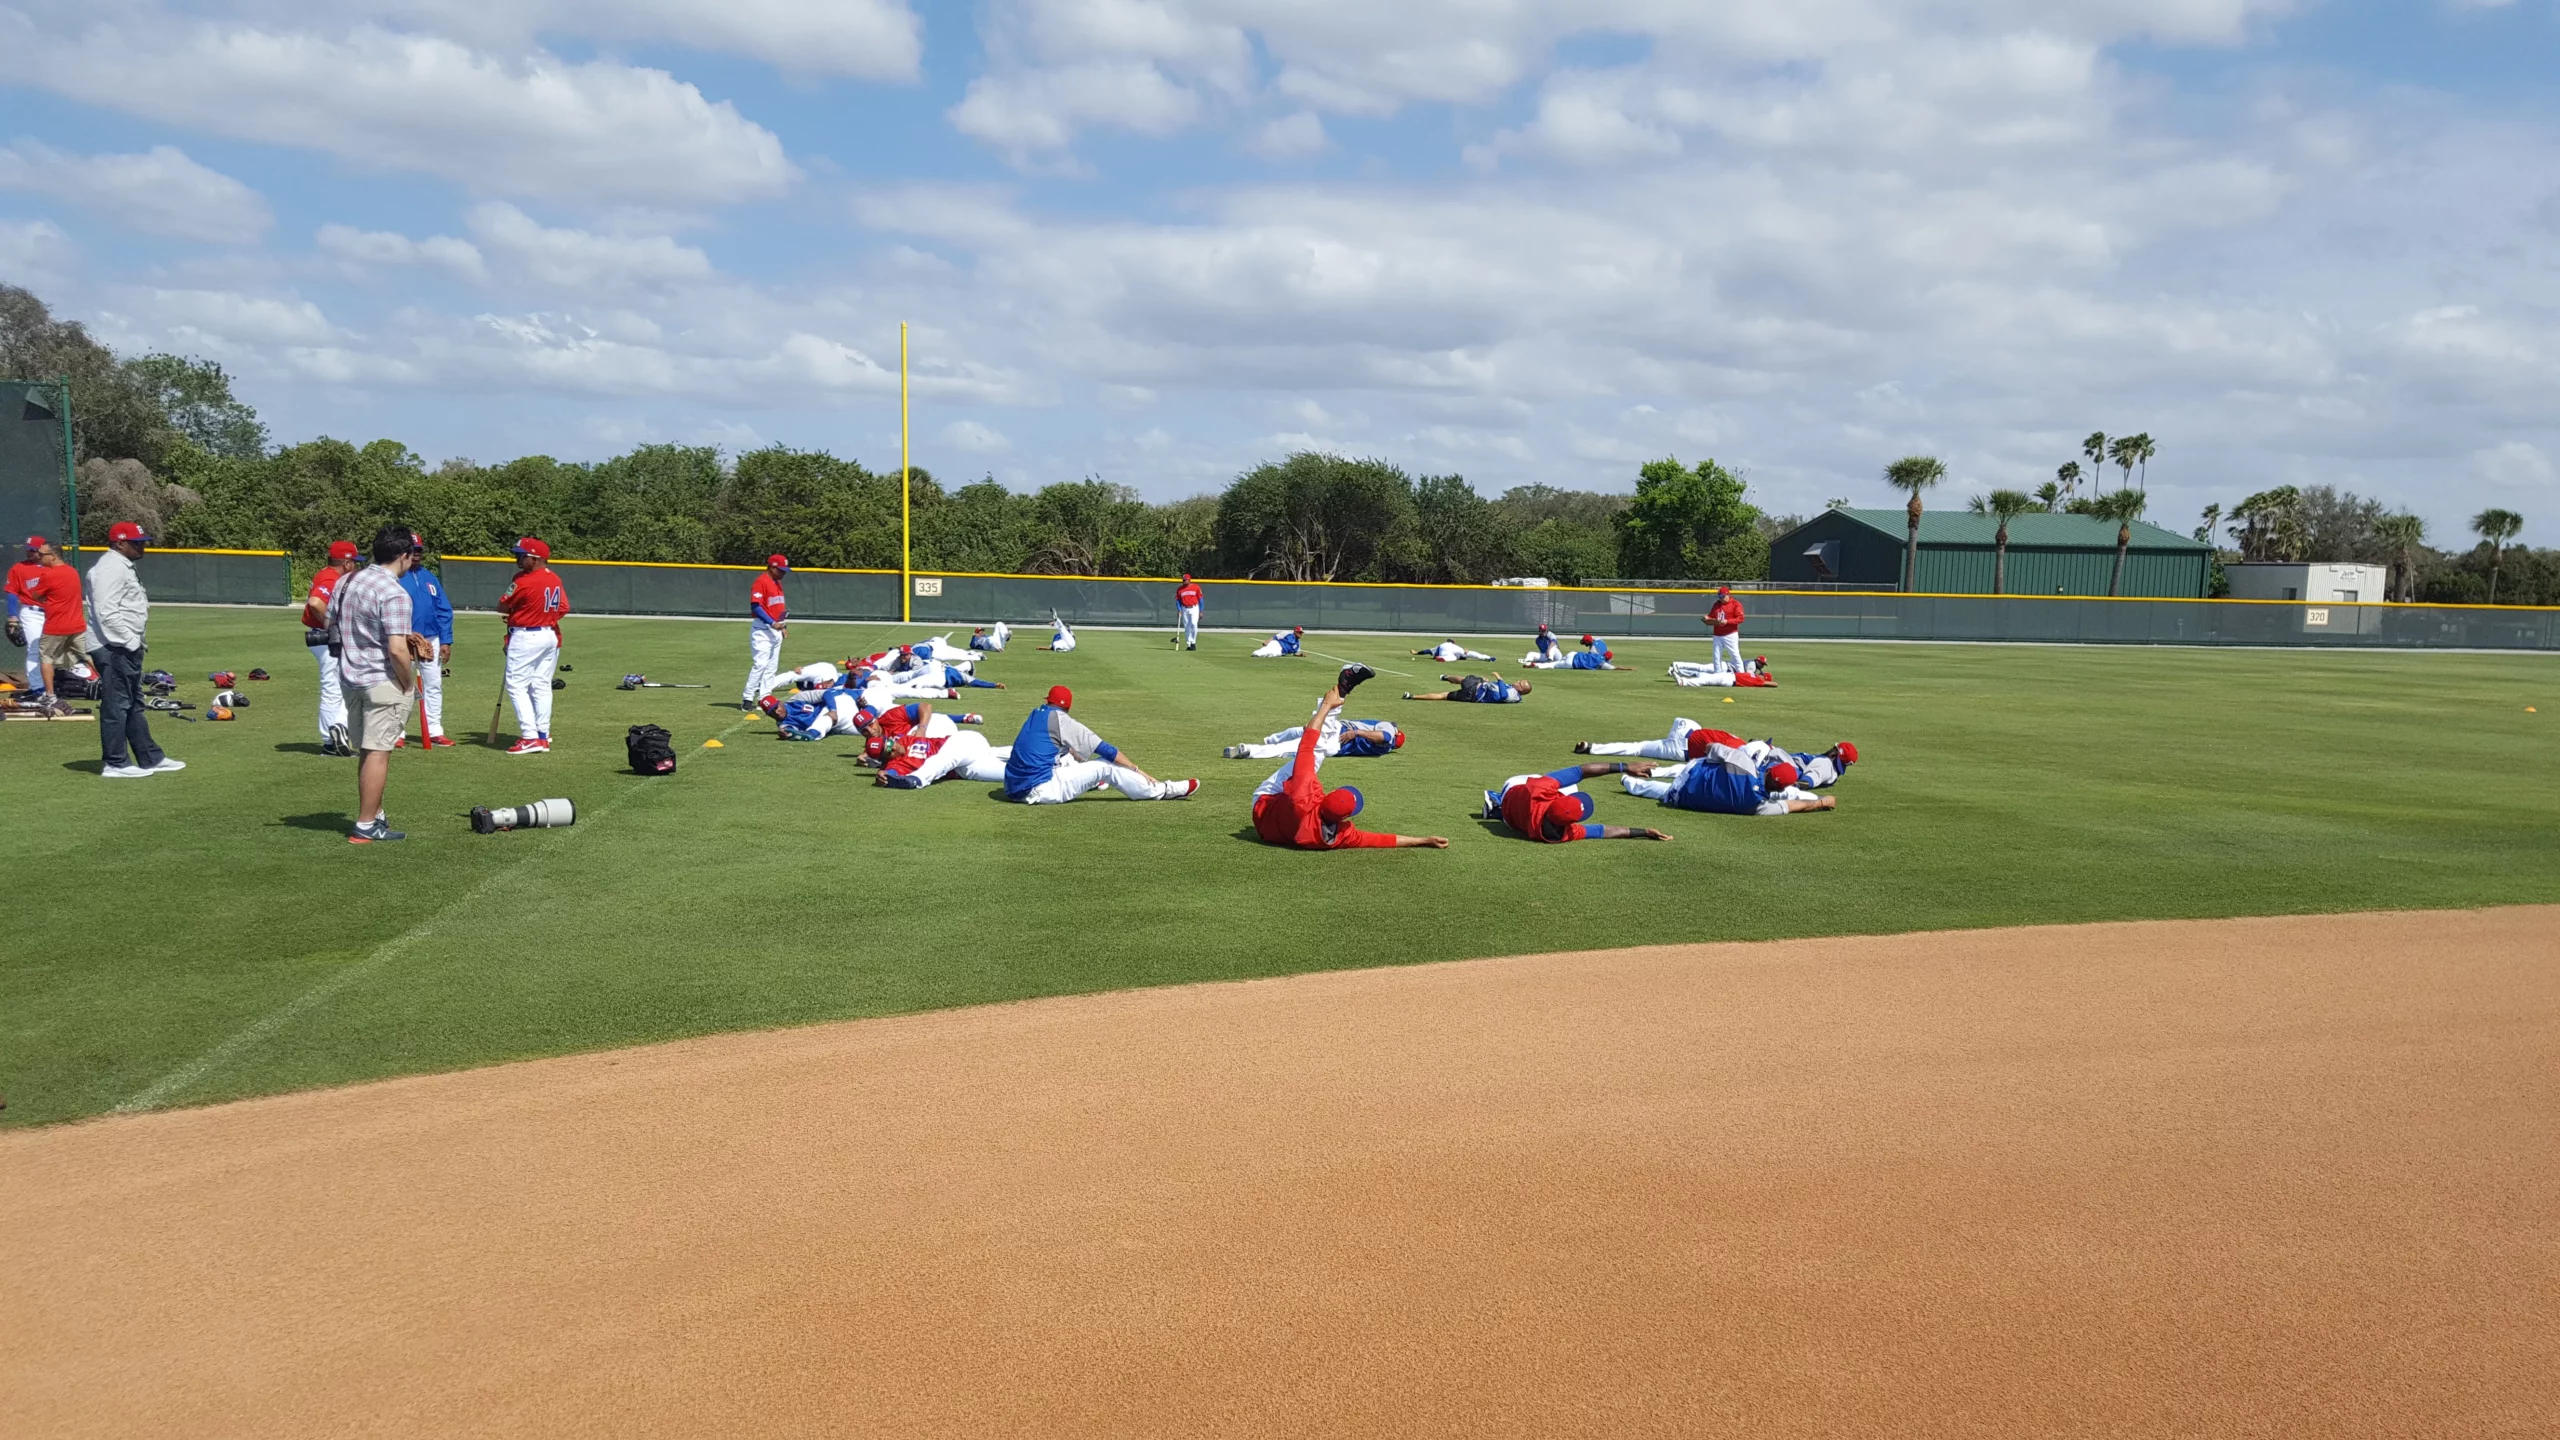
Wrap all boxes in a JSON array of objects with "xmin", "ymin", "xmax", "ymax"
[
  {"xmin": 327, "ymin": 540, "xmax": 359, "ymax": 561},
  {"xmin": 1580, "ymin": 633, "xmax": 1595, "ymax": 644},
  {"xmin": 22, "ymin": 534, "xmax": 44, "ymax": 548},
  {"xmin": 108, "ymin": 521, "xmax": 149, "ymax": 545},
  {"xmin": 1320, "ymin": 786, "xmax": 1363, "ymax": 820},
  {"xmin": 767, "ymin": 554, "xmax": 790, "ymax": 570},
  {"xmin": 1390, "ymin": 730, "xmax": 1405, "ymax": 749},
  {"xmin": 1835, "ymin": 741, "xmax": 1858, "ymax": 765},
  {"xmin": 1047, "ymin": 685, "xmax": 1072, "ymax": 710},
  {"xmin": 1767, "ymin": 761, "xmax": 1801, "ymax": 790},
  {"xmin": 513, "ymin": 537, "xmax": 551, "ymax": 560}
]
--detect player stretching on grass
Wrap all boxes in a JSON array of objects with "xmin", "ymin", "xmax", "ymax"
[
  {"xmin": 1413, "ymin": 639, "xmax": 1495, "ymax": 662},
  {"xmin": 1525, "ymin": 635, "xmax": 1622, "ymax": 670},
  {"xmin": 1002, "ymin": 685, "xmax": 1196, "ymax": 804},
  {"xmin": 1404, "ymin": 673, "xmax": 1531, "ymax": 703},
  {"xmin": 1223, "ymin": 714, "xmax": 1401, "ymax": 760},
  {"xmin": 1669, "ymin": 657, "xmax": 1774, "ymax": 687},
  {"xmin": 1573, "ymin": 724, "xmax": 1857, "ymax": 783},
  {"xmin": 1482, "ymin": 765, "xmax": 1672, "ymax": 843},
  {"xmin": 1615, "ymin": 752, "xmax": 1836, "ymax": 816},
  {"xmin": 869, "ymin": 728, "xmax": 1012, "ymax": 789},
  {"xmin": 1250, "ymin": 626, "xmax": 1305, "ymax": 658},
  {"xmin": 1252, "ymin": 666, "xmax": 1447, "ymax": 850}
]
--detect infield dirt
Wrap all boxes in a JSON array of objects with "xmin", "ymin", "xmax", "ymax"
[{"xmin": 6, "ymin": 907, "xmax": 2555, "ymax": 1438}]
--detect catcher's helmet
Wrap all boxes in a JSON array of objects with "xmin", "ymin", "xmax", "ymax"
[{"xmin": 247, "ymin": 668, "xmax": 271, "ymax": 681}]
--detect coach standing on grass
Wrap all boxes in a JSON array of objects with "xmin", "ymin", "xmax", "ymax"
[
  {"xmin": 335, "ymin": 524, "xmax": 420, "ymax": 842},
  {"xmin": 1174, "ymin": 572, "xmax": 1201, "ymax": 650},
  {"xmin": 1705, "ymin": 586, "xmax": 1746, "ymax": 674},
  {"xmin": 743, "ymin": 553, "xmax": 788, "ymax": 709},
  {"xmin": 85, "ymin": 522, "xmax": 181, "ymax": 779}
]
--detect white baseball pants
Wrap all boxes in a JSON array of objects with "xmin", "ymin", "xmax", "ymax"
[
  {"xmin": 310, "ymin": 640, "xmax": 345, "ymax": 737},
  {"xmin": 1619, "ymin": 761, "xmax": 1692, "ymax": 802},
  {"xmin": 1250, "ymin": 639, "xmax": 1285, "ymax": 657},
  {"xmin": 1584, "ymin": 717, "xmax": 1702, "ymax": 761},
  {"xmin": 418, "ymin": 639, "xmax": 445, "ymax": 736},
  {"xmin": 744, "ymin": 625, "xmax": 783, "ymax": 704},
  {"xmin": 1712, "ymin": 632, "xmax": 1744, "ymax": 672},
  {"xmin": 1019, "ymin": 759, "xmax": 1183, "ymax": 804},
  {"xmin": 20, "ymin": 604, "xmax": 43, "ymax": 687},
  {"xmin": 504, "ymin": 627, "xmax": 559, "ymax": 739},
  {"xmin": 1236, "ymin": 720, "xmax": 1343, "ymax": 760},
  {"xmin": 1669, "ymin": 663, "xmax": 1740, "ymax": 687},
  {"xmin": 1179, "ymin": 604, "xmax": 1200, "ymax": 646},
  {"xmin": 909, "ymin": 732, "xmax": 1012, "ymax": 787}
]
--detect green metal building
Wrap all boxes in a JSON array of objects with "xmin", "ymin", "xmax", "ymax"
[{"xmin": 1768, "ymin": 508, "xmax": 2211, "ymax": 597}]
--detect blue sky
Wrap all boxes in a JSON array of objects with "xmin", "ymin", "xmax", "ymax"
[{"xmin": 2, "ymin": 0, "xmax": 2553, "ymax": 546}]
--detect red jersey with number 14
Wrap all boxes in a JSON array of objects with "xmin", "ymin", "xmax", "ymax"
[{"xmin": 498, "ymin": 566, "xmax": 569, "ymax": 628}]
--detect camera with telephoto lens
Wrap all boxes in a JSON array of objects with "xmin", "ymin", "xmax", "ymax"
[{"xmin": 469, "ymin": 797, "xmax": 576, "ymax": 834}]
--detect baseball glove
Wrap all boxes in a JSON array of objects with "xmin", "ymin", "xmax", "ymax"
[{"xmin": 4, "ymin": 619, "xmax": 20, "ymax": 648}]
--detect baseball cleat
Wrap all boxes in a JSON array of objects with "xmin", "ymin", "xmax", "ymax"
[
  {"xmin": 391, "ymin": 736, "xmax": 406, "ymax": 748},
  {"xmin": 1336, "ymin": 662, "xmax": 1376, "ymax": 696},
  {"xmin": 1572, "ymin": 741, "xmax": 1593, "ymax": 753},
  {"xmin": 958, "ymin": 713, "xmax": 983, "ymax": 725},
  {"xmin": 1401, "ymin": 691, "xmax": 1414, "ymax": 701},
  {"xmin": 1222, "ymin": 744, "xmax": 1248, "ymax": 758},
  {"xmin": 1482, "ymin": 788, "xmax": 1502, "ymax": 819},
  {"xmin": 507, "ymin": 738, "xmax": 547, "ymax": 755},
  {"xmin": 1175, "ymin": 779, "xmax": 1200, "ymax": 798},
  {"xmin": 429, "ymin": 734, "xmax": 455, "ymax": 747}
]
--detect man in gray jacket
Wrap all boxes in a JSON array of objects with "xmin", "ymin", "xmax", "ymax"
[{"xmin": 84, "ymin": 522, "xmax": 182, "ymax": 779}]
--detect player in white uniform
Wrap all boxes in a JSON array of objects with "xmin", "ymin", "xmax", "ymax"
[
  {"xmin": 1413, "ymin": 639, "xmax": 1494, "ymax": 662},
  {"xmin": 761, "ymin": 659, "xmax": 841, "ymax": 696},
  {"xmin": 968, "ymin": 622, "xmax": 1010, "ymax": 652},
  {"xmin": 1042, "ymin": 611, "xmax": 1077, "ymax": 651},
  {"xmin": 868, "ymin": 729, "xmax": 1013, "ymax": 788},
  {"xmin": 1669, "ymin": 657, "xmax": 1774, "ymax": 687},
  {"xmin": 1221, "ymin": 716, "xmax": 1402, "ymax": 760},
  {"xmin": 1250, "ymin": 626, "xmax": 1305, "ymax": 658},
  {"xmin": 741, "ymin": 555, "xmax": 789, "ymax": 709}
]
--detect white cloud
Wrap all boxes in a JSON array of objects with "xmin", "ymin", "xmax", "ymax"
[
  {"xmin": 0, "ymin": 217, "xmax": 74, "ymax": 285},
  {"xmin": 950, "ymin": 59, "xmax": 1204, "ymax": 162},
  {"xmin": 942, "ymin": 419, "xmax": 1012, "ymax": 453},
  {"xmin": 299, "ymin": 0, "xmax": 926, "ymax": 81},
  {"xmin": 1245, "ymin": 112, "xmax": 1329, "ymax": 159},
  {"xmin": 0, "ymin": 12, "xmax": 793, "ymax": 206},
  {"xmin": 109, "ymin": 287, "xmax": 342, "ymax": 349},
  {"xmin": 0, "ymin": 141, "xmax": 270, "ymax": 243},
  {"xmin": 465, "ymin": 203, "xmax": 715, "ymax": 290},
  {"xmin": 2471, "ymin": 442, "xmax": 2553, "ymax": 492},
  {"xmin": 317, "ymin": 223, "xmax": 487, "ymax": 281}
]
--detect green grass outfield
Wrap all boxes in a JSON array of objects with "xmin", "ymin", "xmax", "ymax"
[{"xmin": 4, "ymin": 607, "xmax": 2554, "ymax": 1128}]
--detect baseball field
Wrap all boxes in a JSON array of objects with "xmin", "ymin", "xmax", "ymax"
[
  {"xmin": 2, "ymin": 607, "xmax": 2555, "ymax": 1128},
  {"xmin": 5, "ymin": 609, "xmax": 2558, "ymax": 1436}
]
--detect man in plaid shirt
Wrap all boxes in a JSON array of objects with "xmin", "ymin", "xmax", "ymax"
[{"xmin": 329, "ymin": 524, "xmax": 423, "ymax": 843}]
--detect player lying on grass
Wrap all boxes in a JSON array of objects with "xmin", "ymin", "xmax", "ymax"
[
  {"xmin": 906, "ymin": 633, "xmax": 979, "ymax": 664},
  {"xmin": 1404, "ymin": 673, "xmax": 1530, "ymax": 703},
  {"xmin": 968, "ymin": 622, "xmax": 1010, "ymax": 652},
  {"xmin": 1524, "ymin": 623, "xmax": 1564, "ymax": 664},
  {"xmin": 1525, "ymin": 646, "xmax": 1628, "ymax": 671},
  {"xmin": 880, "ymin": 651, "xmax": 1003, "ymax": 690},
  {"xmin": 1413, "ymin": 639, "xmax": 1494, "ymax": 662},
  {"xmin": 1043, "ymin": 612, "xmax": 1076, "ymax": 651},
  {"xmin": 865, "ymin": 728, "xmax": 1012, "ymax": 789},
  {"xmin": 1668, "ymin": 657, "xmax": 1774, "ymax": 687},
  {"xmin": 1223, "ymin": 714, "xmax": 1402, "ymax": 760},
  {"xmin": 1482, "ymin": 765, "xmax": 1673, "ymax": 843},
  {"xmin": 1252, "ymin": 666, "xmax": 1447, "ymax": 850},
  {"xmin": 761, "ymin": 659, "xmax": 842, "ymax": 697},
  {"xmin": 1614, "ymin": 752, "xmax": 1836, "ymax": 816},
  {"xmin": 1573, "ymin": 723, "xmax": 1859, "ymax": 786},
  {"xmin": 1003, "ymin": 685, "xmax": 1196, "ymax": 804},
  {"xmin": 1250, "ymin": 626, "xmax": 1306, "ymax": 658},
  {"xmin": 852, "ymin": 698, "xmax": 983, "ymax": 749}
]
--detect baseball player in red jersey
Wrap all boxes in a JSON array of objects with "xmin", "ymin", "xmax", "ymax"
[
  {"xmin": 742, "ymin": 554, "xmax": 788, "ymax": 709},
  {"xmin": 870, "ymin": 727, "xmax": 1010, "ymax": 788},
  {"xmin": 7, "ymin": 536, "xmax": 45, "ymax": 698},
  {"xmin": 1705, "ymin": 586, "xmax": 1746, "ymax": 672},
  {"xmin": 302, "ymin": 539, "xmax": 360, "ymax": 752},
  {"xmin": 1173, "ymin": 573, "xmax": 1202, "ymax": 650},
  {"xmin": 496, "ymin": 537, "xmax": 569, "ymax": 753},
  {"xmin": 1252, "ymin": 667, "xmax": 1447, "ymax": 850},
  {"xmin": 1485, "ymin": 764, "xmax": 1673, "ymax": 843}
]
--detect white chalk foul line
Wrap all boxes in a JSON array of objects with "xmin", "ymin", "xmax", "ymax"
[
  {"xmin": 113, "ymin": 711, "xmax": 764, "ymax": 1116},
  {"xmin": 1309, "ymin": 649, "xmax": 1417, "ymax": 679}
]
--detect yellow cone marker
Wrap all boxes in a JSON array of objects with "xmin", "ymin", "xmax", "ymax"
[
  {"xmin": 2530, "ymin": 707, "xmax": 2540, "ymax": 713},
  {"xmin": 1723, "ymin": 697, "xmax": 1734, "ymax": 703},
  {"xmin": 703, "ymin": 738, "xmax": 725, "ymax": 747}
]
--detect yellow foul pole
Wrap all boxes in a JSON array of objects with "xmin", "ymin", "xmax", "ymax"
[{"xmin": 899, "ymin": 321, "xmax": 911, "ymax": 623}]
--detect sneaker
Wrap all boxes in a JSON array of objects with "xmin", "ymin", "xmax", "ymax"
[
  {"xmin": 326, "ymin": 724, "xmax": 350, "ymax": 756},
  {"xmin": 1222, "ymin": 744, "xmax": 1248, "ymax": 759},
  {"xmin": 101, "ymin": 763, "xmax": 152, "ymax": 779},
  {"xmin": 348, "ymin": 818, "xmax": 406, "ymax": 844},
  {"xmin": 507, "ymin": 738, "xmax": 548, "ymax": 755},
  {"xmin": 958, "ymin": 712, "xmax": 983, "ymax": 725},
  {"xmin": 428, "ymin": 734, "xmax": 455, "ymax": 748},
  {"xmin": 148, "ymin": 757, "xmax": 186, "ymax": 773},
  {"xmin": 1482, "ymin": 788, "xmax": 1502, "ymax": 819},
  {"xmin": 1173, "ymin": 778, "xmax": 1199, "ymax": 798},
  {"xmin": 1401, "ymin": 691, "xmax": 1414, "ymax": 701},
  {"xmin": 1572, "ymin": 741, "xmax": 1593, "ymax": 754}
]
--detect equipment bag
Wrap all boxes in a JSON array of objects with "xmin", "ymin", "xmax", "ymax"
[{"xmin": 625, "ymin": 723, "xmax": 677, "ymax": 775}]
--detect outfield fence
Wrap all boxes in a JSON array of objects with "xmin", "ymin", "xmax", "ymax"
[
  {"xmin": 135, "ymin": 547, "xmax": 291, "ymax": 606},
  {"xmin": 392, "ymin": 558, "xmax": 2560, "ymax": 651}
]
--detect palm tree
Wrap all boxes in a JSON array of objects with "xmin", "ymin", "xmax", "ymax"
[
  {"xmin": 2082, "ymin": 434, "xmax": 2108, "ymax": 495},
  {"xmin": 2194, "ymin": 502, "xmax": 2222, "ymax": 546},
  {"xmin": 1884, "ymin": 455, "xmax": 1947, "ymax": 592},
  {"xmin": 2094, "ymin": 488, "xmax": 2147, "ymax": 597},
  {"xmin": 2472, "ymin": 508, "xmax": 2524, "ymax": 603},
  {"xmin": 2373, "ymin": 513, "xmax": 2425, "ymax": 602},
  {"xmin": 2108, "ymin": 434, "xmax": 2141, "ymax": 492},
  {"xmin": 2056, "ymin": 461, "xmax": 2082, "ymax": 503},
  {"xmin": 1984, "ymin": 488, "xmax": 2036, "ymax": 595},
  {"xmin": 2033, "ymin": 480, "xmax": 2064, "ymax": 512},
  {"xmin": 2129, "ymin": 433, "xmax": 2156, "ymax": 490}
]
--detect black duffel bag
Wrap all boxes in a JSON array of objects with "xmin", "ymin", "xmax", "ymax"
[{"xmin": 625, "ymin": 723, "xmax": 677, "ymax": 775}]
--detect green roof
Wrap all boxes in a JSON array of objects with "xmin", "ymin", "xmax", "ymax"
[{"xmin": 1830, "ymin": 507, "xmax": 2209, "ymax": 551}]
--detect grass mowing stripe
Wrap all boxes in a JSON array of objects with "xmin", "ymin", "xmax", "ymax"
[
  {"xmin": 1309, "ymin": 649, "xmax": 1418, "ymax": 678},
  {"xmin": 112, "ymin": 710, "xmax": 764, "ymax": 1115}
]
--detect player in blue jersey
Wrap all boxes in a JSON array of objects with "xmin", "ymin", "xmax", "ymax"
[
  {"xmin": 1003, "ymin": 685, "xmax": 1196, "ymax": 804},
  {"xmin": 1223, "ymin": 715, "xmax": 1403, "ymax": 760},
  {"xmin": 1614, "ymin": 746, "xmax": 1835, "ymax": 816},
  {"xmin": 1403, "ymin": 672, "xmax": 1531, "ymax": 703},
  {"xmin": 1250, "ymin": 626, "xmax": 1306, "ymax": 658}
]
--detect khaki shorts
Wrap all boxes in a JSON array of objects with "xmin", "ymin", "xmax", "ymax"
[
  {"xmin": 37, "ymin": 632, "xmax": 86, "ymax": 666},
  {"xmin": 346, "ymin": 680, "xmax": 414, "ymax": 753}
]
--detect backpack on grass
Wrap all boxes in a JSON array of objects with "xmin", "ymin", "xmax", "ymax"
[{"xmin": 625, "ymin": 723, "xmax": 676, "ymax": 775}]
